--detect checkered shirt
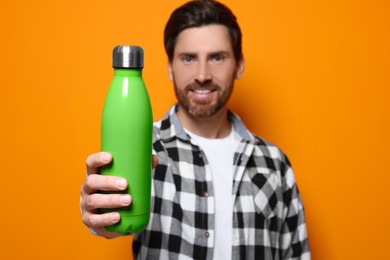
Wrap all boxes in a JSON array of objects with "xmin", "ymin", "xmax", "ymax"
[{"xmin": 133, "ymin": 105, "xmax": 310, "ymax": 260}]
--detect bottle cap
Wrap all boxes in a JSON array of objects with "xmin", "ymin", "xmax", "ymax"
[{"xmin": 112, "ymin": 45, "xmax": 144, "ymax": 69}]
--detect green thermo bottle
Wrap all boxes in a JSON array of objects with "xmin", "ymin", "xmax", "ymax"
[{"xmin": 100, "ymin": 45, "xmax": 152, "ymax": 234}]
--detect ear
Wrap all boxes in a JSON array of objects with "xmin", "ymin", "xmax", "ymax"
[
  {"xmin": 235, "ymin": 56, "xmax": 245, "ymax": 80},
  {"xmin": 167, "ymin": 60, "xmax": 173, "ymax": 82}
]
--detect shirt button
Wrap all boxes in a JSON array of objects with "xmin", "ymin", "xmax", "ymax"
[
  {"xmin": 203, "ymin": 191, "xmax": 209, "ymax": 197},
  {"xmin": 204, "ymin": 231, "xmax": 210, "ymax": 238},
  {"xmin": 198, "ymin": 153, "xmax": 202, "ymax": 158}
]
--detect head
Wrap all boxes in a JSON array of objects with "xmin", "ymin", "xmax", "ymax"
[
  {"xmin": 164, "ymin": 0, "xmax": 244, "ymax": 119},
  {"xmin": 164, "ymin": 0, "xmax": 242, "ymax": 63}
]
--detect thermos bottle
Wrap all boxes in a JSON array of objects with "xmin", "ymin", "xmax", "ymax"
[{"xmin": 100, "ymin": 45, "xmax": 152, "ymax": 234}]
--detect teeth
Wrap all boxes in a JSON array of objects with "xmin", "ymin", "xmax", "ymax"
[{"xmin": 194, "ymin": 89, "xmax": 211, "ymax": 94}]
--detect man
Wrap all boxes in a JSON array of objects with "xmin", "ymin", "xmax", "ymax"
[{"xmin": 80, "ymin": 0, "xmax": 310, "ymax": 259}]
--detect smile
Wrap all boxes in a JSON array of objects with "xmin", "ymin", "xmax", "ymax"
[{"xmin": 193, "ymin": 89, "xmax": 213, "ymax": 94}]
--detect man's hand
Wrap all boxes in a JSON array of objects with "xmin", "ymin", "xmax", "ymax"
[{"xmin": 80, "ymin": 152, "xmax": 159, "ymax": 238}]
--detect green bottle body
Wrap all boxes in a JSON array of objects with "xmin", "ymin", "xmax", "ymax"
[{"xmin": 100, "ymin": 69, "xmax": 152, "ymax": 234}]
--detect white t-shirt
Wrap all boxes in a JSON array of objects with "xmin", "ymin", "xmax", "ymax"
[{"xmin": 185, "ymin": 127, "xmax": 240, "ymax": 260}]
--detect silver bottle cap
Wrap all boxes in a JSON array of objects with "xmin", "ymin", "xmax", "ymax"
[{"xmin": 112, "ymin": 45, "xmax": 144, "ymax": 69}]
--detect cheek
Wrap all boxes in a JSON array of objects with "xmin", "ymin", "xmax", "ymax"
[
  {"xmin": 172, "ymin": 66, "xmax": 194, "ymax": 85},
  {"xmin": 213, "ymin": 68, "xmax": 236, "ymax": 85}
]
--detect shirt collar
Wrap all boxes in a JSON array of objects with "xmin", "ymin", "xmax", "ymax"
[{"xmin": 158, "ymin": 104, "xmax": 255, "ymax": 143}]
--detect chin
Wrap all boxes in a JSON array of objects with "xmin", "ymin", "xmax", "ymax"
[{"xmin": 187, "ymin": 103, "xmax": 223, "ymax": 118}]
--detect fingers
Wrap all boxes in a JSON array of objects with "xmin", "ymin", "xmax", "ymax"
[
  {"xmin": 86, "ymin": 152, "xmax": 112, "ymax": 175},
  {"xmin": 87, "ymin": 152, "xmax": 158, "ymax": 175},
  {"xmin": 80, "ymin": 192, "xmax": 131, "ymax": 237},
  {"xmin": 84, "ymin": 193, "xmax": 131, "ymax": 211},
  {"xmin": 152, "ymin": 154, "xmax": 159, "ymax": 169},
  {"xmin": 82, "ymin": 174, "xmax": 128, "ymax": 195},
  {"xmin": 82, "ymin": 211, "xmax": 120, "ymax": 229},
  {"xmin": 80, "ymin": 181, "xmax": 131, "ymax": 236},
  {"xmin": 82, "ymin": 152, "xmax": 156, "ymax": 238}
]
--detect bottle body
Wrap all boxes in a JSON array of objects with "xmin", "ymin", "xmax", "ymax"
[{"xmin": 100, "ymin": 69, "xmax": 152, "ymax": 234}]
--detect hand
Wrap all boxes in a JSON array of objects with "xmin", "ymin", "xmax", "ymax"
[{"xmin": 80, "ymin": 152, "xmax": 159, "ymax": 238}]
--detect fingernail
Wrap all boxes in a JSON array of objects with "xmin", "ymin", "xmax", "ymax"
[
  {"xmin": 101, "ymin": 152, "xmax": 111, "ymax": 162},
  {"xmin": 120, "ymin": 195, "xmax": 131, "ymax": 205},
  {"xmin": 111, "ymin": 213, "xmax": 120, "ymax": 222},
  {"xmin": 116, "ymin": 179, "xmax": 127, "ymax": 189}
]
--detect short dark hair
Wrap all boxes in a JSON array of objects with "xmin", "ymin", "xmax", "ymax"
[{"xmin": 164, "ymin": 0, "xmax": 243, "ymax": 62}]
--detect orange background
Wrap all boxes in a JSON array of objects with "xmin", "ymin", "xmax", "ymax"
[{"xmin": 0, "ymin": 0, "xmax": 389, "ymax": 259}]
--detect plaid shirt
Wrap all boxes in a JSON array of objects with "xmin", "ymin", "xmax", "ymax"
[{"xmin": 133, "ymin": 105, "xmax": 310, "ymax": 260}]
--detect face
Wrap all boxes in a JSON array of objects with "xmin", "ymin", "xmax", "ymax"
[{"xmin": 168, "ymin": 24, "xmax": 244, "ymax": 118}]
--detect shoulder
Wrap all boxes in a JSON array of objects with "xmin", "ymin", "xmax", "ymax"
[
  {"xmin": 250, "ymin": 133, "xmax": 292, "ymax": 174},
  {"xmin": 254, "ymin": 135, "xmax": 289, "ymax": 160},
  {"xmin": 229, "ymin": 110, "xmax": 292, "ymax": 171}
]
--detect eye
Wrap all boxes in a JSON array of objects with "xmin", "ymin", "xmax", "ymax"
[
  {"xmin": 212, "ymin": 54, "xmax": 225, "ymax": 63},
  {"xmin": 182, "ymin": 55, "xmax": 193, "ymax": 64}
]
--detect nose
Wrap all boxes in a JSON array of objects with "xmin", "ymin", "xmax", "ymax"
[{"xmin": 195, "ymin": 61, "xmax": 212, "ymax": 85}]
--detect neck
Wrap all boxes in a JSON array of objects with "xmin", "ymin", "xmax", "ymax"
[{"xmin": 177, "ymin": 105, "xmax": 231, "ymax": 139}]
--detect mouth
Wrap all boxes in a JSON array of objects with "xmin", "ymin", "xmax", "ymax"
[
  {"xmin": 184, "ymin": 83, "xmax": 220, "ymax": 101},
  {"xmin": 193, "ymin": 89, "xmax": 213, "ymax": 94},
  {"xmin": 190, "ymin": 88, "xmax": 217, "ymax": 97}
]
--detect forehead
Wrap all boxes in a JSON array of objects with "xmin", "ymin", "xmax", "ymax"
[{"xmin": 174, "ymin": 24, "xmax": 233, "ymax": 54}]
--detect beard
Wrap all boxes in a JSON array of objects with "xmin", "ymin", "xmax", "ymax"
[{"xmin": 174, "ymin": 80, "xmax": 234, "ymax": 118}]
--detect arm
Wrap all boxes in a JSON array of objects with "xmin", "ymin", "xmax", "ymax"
[{"xmin": 280, "ymin": 166, "xmax": 311, "ymax": 260}]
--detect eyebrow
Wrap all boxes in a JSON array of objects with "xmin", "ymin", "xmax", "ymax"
[
  {"xmin": 177, "ymin": 51, "xmax": 231, "ymax": 57},
  {"xmin": 177, "ymin": 52, "xmax": 196, "ymax": 57}
]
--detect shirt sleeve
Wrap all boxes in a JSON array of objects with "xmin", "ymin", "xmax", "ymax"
[{"xmin": 279, "ymin": 165, "xmax": 311, "ymax": 260}]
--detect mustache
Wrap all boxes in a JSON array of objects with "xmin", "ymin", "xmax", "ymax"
[{"xmin": 185, "ymin": 82, "xmax": 220, "ymax": 91}]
